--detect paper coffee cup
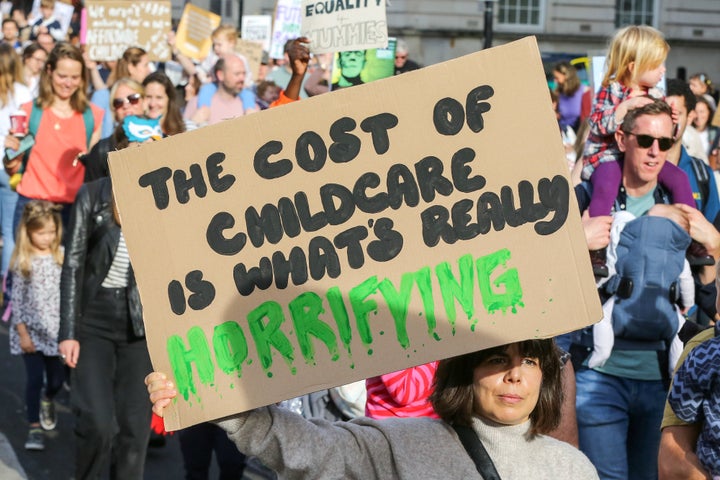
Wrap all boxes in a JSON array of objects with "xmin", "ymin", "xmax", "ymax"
[{"xmin": 10, "ymin": 110, "xmax": 27, "ymax": 137}]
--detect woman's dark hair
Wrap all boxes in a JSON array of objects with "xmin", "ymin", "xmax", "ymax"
[
  {"xmin": 693, "ymin": 94, "xmax": 716, "ymax": 130},
  {"xmin": 142, "ymin": 71, "xmax": 185, "ymax": 136},
  {"xmin": 554, "ymin": 61, "xmax": 581, "ymax": 97},
  {"xmin": 22, "ymin": 42, "xmax": 44, "ymax": 63},
  {"xmin": 430, "ymin": 339, "xmax": 562, "ymax": 438}
]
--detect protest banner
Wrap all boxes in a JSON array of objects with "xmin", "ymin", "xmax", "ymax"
[
  {"xmin": 269, "ymin": 0, "xmax": 302, "ymax": 59},
  {"xmin": 175, "ymin": 3, "xmax": 221, "ymax": 61},
  {"xmin": 84, "ymin": 1, "xmax": 171, "ymax": 61},
  {"xmin": 301, "ymin": 0, "xmax": 387, "ymax": 54},
  {"xmin": 241, "ymin": 14, "xmax": 272, "ymax": 52},
  {"xmin": 331, "ymin": 40, "xmax": 395, "ymax": 90},
  {"xmin": 108, "ymin": 36, "xmax": 601, "ymax": 431},
  {"xmin": 235, "ymin": 38, "xmax": 264, "ymax": 84}
]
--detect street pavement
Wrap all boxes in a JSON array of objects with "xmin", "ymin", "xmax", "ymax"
[{"xmin": 0, "ymin": 322, "xmax": 274, "ymax": 479}]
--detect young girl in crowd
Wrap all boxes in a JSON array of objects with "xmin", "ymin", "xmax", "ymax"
[
  {"xmin": 581, "ymin": 25, "xmax": 700, "ymax": 274},
  {"xmin": 8, "ymin": 200, "xmax": 64, "ymax": 451}
]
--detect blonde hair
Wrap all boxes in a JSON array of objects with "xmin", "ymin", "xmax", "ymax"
[
  {"xmin": 602, "ymin": 25, "xmax": 669, "ymax": 88},
  {"xmin": 211, "ymin": 24, "xmax": 237, "ymax": 43},
  {"xmin": 0, "ymin": 43, "xmax": 24, "ymax": 108},
  {"xmin": 38, "ymin": 42, "xmax": 89, "ymax": 111},
  {"xmin": 109, "ymin": 77, "xmax": 144, "ymax": 122},
  {"xmin": 10, "ymin": 200, "xmax": 63, "ymax": 277}
]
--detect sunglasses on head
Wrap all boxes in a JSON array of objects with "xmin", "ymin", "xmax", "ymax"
[
  {"xmin": 112, "ymin": 93, "xmax": 142, "ymax": 109},
  {"xmin": 625, "ymin": 132, "xmax": 675, "ymax": 151}
]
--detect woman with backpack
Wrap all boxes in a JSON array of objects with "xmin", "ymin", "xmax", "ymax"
[{"xmin": 4, "ymin": 42, "xmax": 102, "ymax": 234}]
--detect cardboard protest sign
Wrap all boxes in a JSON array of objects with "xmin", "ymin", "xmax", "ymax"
[
  {"xmin": 84, "ymin": 1, "xmax": 171, "ymax": 61},
  {"xmin": 235, "ymin": 38, "xmax": 264, "ymax": 85},
  {"xmin": 109, "ymin": 36, "xmax": 601, "ymax": 431},
  {"xmin": 331, "ymin": 39, "xmax": 395, "ymax": 90},
  {"xmin": 301, "ymin": 0, "xmax": 387, "ymax": 54},
  {"xmin": 241, "ymin": 15, "xmax": 272, "ymax": 52},
  {"xmin": 175, "ymin": 4, "xmax": 221, "ymax": 61},
  {"xmin": 269, "ymin": 0, "xmax": 302, "ymax": 59}
]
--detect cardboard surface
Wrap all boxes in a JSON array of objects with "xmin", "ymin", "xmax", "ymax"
[
  {"xmin": 235, "ymin": 39, "xmax": 264, "ymax": 85},
  {"xmin": 109, "ymin": 37, "xmax": 601, "ymax": 431},
  {"xmin": 84, "ymin": 1, "xmax": 171, "ymax": 61},
  {"xmin": 175, "ymin": 4, "xmax": 221, "ymax": 61},
  {"xmin": 301, "ymin": 0, "xmax": 388, "ymax": 54}
]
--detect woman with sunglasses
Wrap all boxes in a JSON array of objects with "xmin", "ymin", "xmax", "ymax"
[
  {"xmin": 88, "ymin": 46, "xmax": 152, "ymax": 139},
  {"xmin": 142, "ymin": 71, "xmax": 188, "ymax": 136},
  {"xmin": 82, "ymin": 78, "xmax": 144, "ymax": 182},
  {"xmin": 6, "ymin": 42, "xmax": 102, "ymax": 233}
]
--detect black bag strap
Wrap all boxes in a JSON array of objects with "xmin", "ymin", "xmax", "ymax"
[{"xmin": 452, "ymin": 424, "xmax": 502, "ymax": 480}]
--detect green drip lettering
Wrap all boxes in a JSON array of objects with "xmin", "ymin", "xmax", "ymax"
[
  {"xmin": 436, "ymin": 254, "xmax": 475, "ymax": 334},
  {"xmin": 247, "ymin": 301, "xmax": 295, "ymax": 374},
  {"xmin": 476, "ymin": 248, "xmax": 524, "ymax": 314},
  {"xmin": 350, "ymin": 276, "xmax": 379, "ymax": 346},
  {"xmin": 212, "ymin": 321, "xmax": 249, "ymax": 377},
  {"xmin": 166, "ymin": 327, "xmax": 215, "ymax": 401},
  {"xmin": 288, "ymin": 292, "xmax": 340, "ymax": 364},
  {"xmin": 414, "ymin": 267, "xmax": 437, "ymax": 336},
  {"xmin": 377, "ymin": 272, "xmax": 415, "ymax": 349},
  {"xmin": 327, "ymin": 286, "xmax": 352, "ymax": 354}
]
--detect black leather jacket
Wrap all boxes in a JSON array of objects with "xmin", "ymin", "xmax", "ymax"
[
  {"xmin": 59, "ymin": 177, "xmax": 144, "ymax": 341},
  {"xmin": 81, "ymin": 134, "xmax": 116, "ymax": 183}
]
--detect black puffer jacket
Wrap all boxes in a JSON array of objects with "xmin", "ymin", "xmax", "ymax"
[{"xmin": 59, "ymin": 177, "xmax": 144, "ymax": 341}]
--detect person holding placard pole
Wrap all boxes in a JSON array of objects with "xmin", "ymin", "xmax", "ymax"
[{"xmin": 147, "ymin": 339, "xmax": 598, "ymax": 479}]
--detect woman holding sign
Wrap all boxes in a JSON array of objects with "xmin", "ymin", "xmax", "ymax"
[{"xmin": 147, "ymin": 339, "xmax": 598, "ymax": 479}]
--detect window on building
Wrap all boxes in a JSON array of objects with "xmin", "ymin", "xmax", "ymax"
[
  {"xmin": 497, "ymin": 0, "xmax": 542, "ymax": 27},
  {"xmin": 615, "ymin": 0, "xmax": 655, "ymax": 27}
]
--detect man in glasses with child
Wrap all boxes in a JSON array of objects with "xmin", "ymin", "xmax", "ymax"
[{"xmin": 569, "ymin": 97, "xmax": 720, "ymax": 479}]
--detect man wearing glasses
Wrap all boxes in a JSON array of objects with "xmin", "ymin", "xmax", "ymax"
[
  {"xmin": 570, "ymin": 98, "xmax": 720, "ymax": 479},
  {"xmin": 394, "ymin": 39, "xmax": 420, "ymax": 76}
]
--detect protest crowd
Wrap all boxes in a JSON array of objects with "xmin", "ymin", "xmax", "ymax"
[{"xmin": 1, "ymin": 1, "xmax": 720, "ymax": 480}]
